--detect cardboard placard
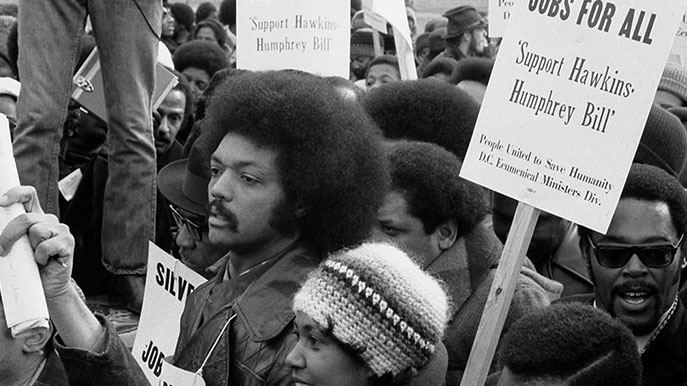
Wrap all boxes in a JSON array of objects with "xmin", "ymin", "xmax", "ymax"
[
  {"xmin": 132, "ymin": 243, "xmax": 206, "ymax": 386},
  {"xmin": 71, "ymin": 48, "xmax": 178, "ymax": 123},
  {"xmin": 461, "ymin": 0, "xmax": 687, "ymax": 234},
  {"xmin": 488, "ymin": 0, "xmax": 514, "ymax": 38},
  {"xmin": 671, "ymin": 9, "xmax": 687, "ymax": 60},
  {"xmin": 236, "ymin": 0, "xmax": 350, "ymax": 77}
]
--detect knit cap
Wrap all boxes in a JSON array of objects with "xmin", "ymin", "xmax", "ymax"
[
  {"xmin": 658, "ymin": 62, "xmax": 687, "ymax": 106},
  {"xmin": 634, "ymin": 104, "xmax": 687, "ymax": 178},
  {"xmin": 350, "ymin": 28, "xmax": 383, "ymax": 57},
  {"xmin": 293, "ymin": 243, "xmax": 449, "ymax": 378}
]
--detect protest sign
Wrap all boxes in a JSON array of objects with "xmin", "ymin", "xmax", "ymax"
[
  {"xmin": 236, "ymin": 0, "xmax": 350, "ymax": 77},
  {"xmin": 133, "ymin": 243, "xmax": 206, "ymax": 385},
  {"xmin": 0, "ymin": 114, "xmax": 50, "ymax": 337},
  {"xmin": 461, "ymin": 0, "xmax": 687, "ymax": 234},
  {"xmin": 488, "ymin": 0, "xmax": 514, "ymax": 38},
  {"xmin": 460, "ymin": 0, "xmax": 687, "ymax": 384},
  {"xmin": 672, "ymin": 9, "xmax": 687, "ymax": 61}
]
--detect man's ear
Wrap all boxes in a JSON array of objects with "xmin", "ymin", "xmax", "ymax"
[
  {"xmin": 19, "ymin": 326, "xmax": 51, "ymax": 355},
  {"xmin": 436, "ymin": 219, "xmax": 458, "ymax": 251},
  {"xmin": 461, "ymin": 31, "xmax": 472, "ymax": 43}
]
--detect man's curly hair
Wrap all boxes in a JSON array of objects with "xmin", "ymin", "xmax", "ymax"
[
  {"xmin": 198, "ymin": 70, "xmax": 389, "ymax": 255},
  {"xmin": 578, "ymin": 163, "xmax": 687, "ymax": 244},
  {"xmin": 498, "ymin": 303, "xmax": 641, "ymax": 386},
  {"xmin": 173, "ymin": 40, "xmax": 230, "ymax": 78},
  {"xmin": 386, "ymin": 141, "xmax": 488, "ymax": 236},
  {"xmin": 362, "ymin": 79, "xmax": 480, "ymax": 159}
]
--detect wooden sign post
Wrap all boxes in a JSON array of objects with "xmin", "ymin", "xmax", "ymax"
[{"xmin": 459, "ymin": 0, "xmax": 687, "ymax": 384}]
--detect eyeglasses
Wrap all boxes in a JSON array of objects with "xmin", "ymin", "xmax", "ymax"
[
  {"xmin": 587, "ymin": 234, "xmax": 684, "ymax": 268},
  {"xmin": 169, "ymin": 205, "xmax": 206, "ymax": 242}
]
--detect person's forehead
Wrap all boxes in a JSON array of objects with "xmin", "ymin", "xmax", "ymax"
[
  {"xmin": 212, "ymin": 133, "xmax": 280, "ymax": 168},
  {"xmin": 368, "ymin": 63, "xmax": 400, "ymax": 78},
  {"xmin": 602, "ymin": 198, "xmax": 677, "ymax": 242},
  {"xmin": 160, "ymin": 89, "xmax": 186, "ymax": 110},
  {"xmin": 182, "ymin": 67, "xmax": 210, "ymax": 81}
]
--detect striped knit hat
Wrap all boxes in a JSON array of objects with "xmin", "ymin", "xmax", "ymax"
[{"xmin": 293, "ymin": 243, "xmax": 449, "ymax": 377}]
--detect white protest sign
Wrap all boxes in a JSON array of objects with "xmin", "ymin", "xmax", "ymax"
[
  {"xmin": 489, "ymin": 0, "xmax": 514, "ymax": 38},
  {"xmin": 672, "ymin": 9, "xmax": 687, "ymax": 60},
  {"xmin": 133, "ymin": 243, "xmax": 206, "ymax": 386},
  {"xmin": 0, "ymin": 114, "xmax": 50, "ymax": 336},
  {"xmin": 461, "ymin": 0, "xmax": 687, "ymax": 234},
  {"xmin": 236, "ymin": 0, "xmax": 350, "ymax": 77}
]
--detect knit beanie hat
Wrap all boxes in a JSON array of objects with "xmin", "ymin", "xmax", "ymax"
[
  {"xmin": 658, "ymin": 62, "xmax": 687, "ymax": 106},
  {"xmin": 634, "ymin": 104, "xmax": 687, "ymax": 178},
  {"xmin": 293, "ymin": 243, "xmax": 449, "ymax": 378},
  {"xmin": 350, "ymin": 28, "xmax": 383, "ymax": 58},
  {"xmin": 362, "ymin": 78, "xmax": 480, "ymax": 159},
  {"xmin": 170, "ymin": 3, "xmax": 195, "ymax": 32}
]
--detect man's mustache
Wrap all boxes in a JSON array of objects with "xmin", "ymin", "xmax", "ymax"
[{"xmin": 207, "ymin": 199, "xmax": 239, "ymax": 232}]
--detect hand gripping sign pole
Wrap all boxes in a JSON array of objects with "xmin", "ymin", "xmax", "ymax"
[{"xmin": 459, "ymin": 203, "xmax": 539, "ymax": 386}]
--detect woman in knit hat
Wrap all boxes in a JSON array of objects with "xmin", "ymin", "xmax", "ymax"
[{"xmin": 287, "ymin": 243, "xmax": 450, "ymax": 386}]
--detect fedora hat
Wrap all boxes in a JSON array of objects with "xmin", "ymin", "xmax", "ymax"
[{"xmin": 442, "ymin": 6, "xmax": 486, "ymax": 40}]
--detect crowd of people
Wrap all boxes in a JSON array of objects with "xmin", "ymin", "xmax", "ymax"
[{"xmin": 0, "ymin": 0, "xmax": 686, "ymax": 385}]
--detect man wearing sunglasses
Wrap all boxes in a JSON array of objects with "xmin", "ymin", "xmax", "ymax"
[{"xmin": 565, "ymin": 163, "xmax": 687, "ymax": 386}]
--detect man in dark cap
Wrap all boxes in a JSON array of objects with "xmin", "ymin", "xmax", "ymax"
[
  {"xmin": 437, "ymin": 5, "xmax": 490, "ymax": 61},
  {"xmin": 566, "ymin": 163, "xmax": 687, "ymax": 386}
]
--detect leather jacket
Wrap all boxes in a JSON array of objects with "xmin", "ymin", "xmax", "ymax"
[{"xmin": 173, "ymin": 241, "xmax": 320, "ymax": 386}]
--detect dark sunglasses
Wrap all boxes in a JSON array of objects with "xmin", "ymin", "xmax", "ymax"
[
  {"xmin": 169, "ymin": 205, "xmax": 207, "ymax": 242},
  {"xmin": 587, "ymin": 234, "xmax": 684, "ymax": 268}
]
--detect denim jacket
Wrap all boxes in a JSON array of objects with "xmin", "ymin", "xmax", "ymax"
[{"xmin": 173, "ymin": 241, "xmax": 320, "ymax": 386}]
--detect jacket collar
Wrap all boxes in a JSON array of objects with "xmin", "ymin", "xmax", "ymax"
[
  {"xmin": 425, "ymin": 218, "xmax": 502, "ymax": 312},
  {"xmin": 232, "ymin": 240, "xmax": 321, "ymax": 342}
]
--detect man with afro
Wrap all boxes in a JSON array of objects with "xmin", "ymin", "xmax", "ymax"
[
  {"xmin": 567, "ymin": 163, "xmax": 687, "ymax": 386},
  {"xmin": 374, "ymin": 141, "xmax": 562, "ymax": 385},
  {"xmin": 362, "ymin": 78, "xmax": 480, "ymax": 160},
  {"xmin": 171, "ymin": 70, "xmax": 389, "ymax": 386},
  {"xmin": 494, "ymin": 303, "xmax": 641, "ymax": 386}
]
